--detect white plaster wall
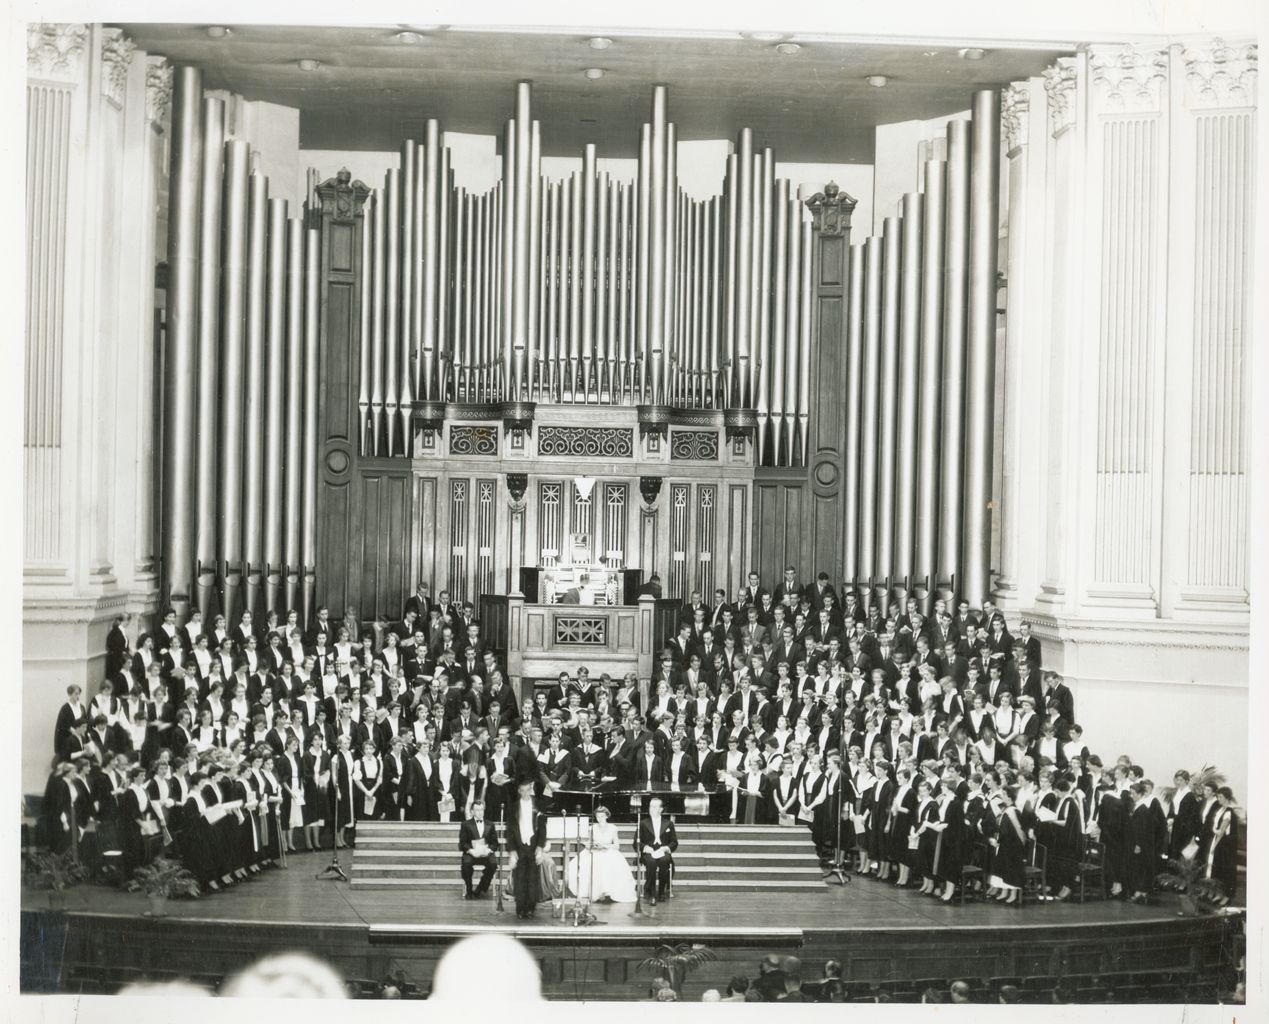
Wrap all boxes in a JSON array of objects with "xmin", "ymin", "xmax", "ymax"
[{"xmin": 871, "ymin": 111, "xmax": 965, "ymax": 235}]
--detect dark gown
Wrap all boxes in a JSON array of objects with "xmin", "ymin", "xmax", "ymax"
[
  {"xmin": 1208, "ymin": 807, "xmax": 1239, "ymax": 897},
  {"xmin": 354, "ymin": 755, "xmax": 385, "ymax": 821},
  {"xmin": 1167, "ymin": 790, "xmax": 1202, "ymax": 861},
  {"xmin": 1048, "ymin": 794, "xmax": 1084, "ymax": 890},
  {"xmin": 118, "ymin": 787, "xmax": 160, "ymax": 879},
  {"xmin": 178, "ymin": 792, "xmax": 218, "ymax": 887},
  {"xmin": 380, "ymin": 754, "xmax": 406, "ymax": 821},
  {"xmin": 328, "ymin": 751, "xmax": 356, "ymax": 829},
  {"xmin": 483, "ymin": 754, "xmax": 516, "ymax": 825},
  {"xmin": 257, "ymin": 772, "xmax": 283, "ymax": 861},
  {"xmin": 933, "ymin": 796, "xmax": 965, "ymax": 882},
  {"xmin": 1126, "ymin": 801, "xmax": 1161, "ymax": 893},
  {"xmin": 886, "ymin": 786, "xmax": 919, "ymax": 865},
  {"xmin": 914, "ymin": 799, "xmax": 940, "ymax": 878},
  {"xmin": 1098, "ymin": 790, "xmax": 1128, "ymax": 887},
  {"xmin": 800, "ymin": 771, "xmax": 830, "ymax": 852},
  {"xmin": 301, "ymin": 751, "xmax": 329, "ymax": 827},
  {"xmin": 276, "ymin": 754, "xmax": 303, "ymax": 830},
  {"xmin": 993, "ymin": 805, "xmax": 1026, "ymax": 888},
  {"xmin": 866, "ymin": 779, "xmax": 895, "ymax": 861}
]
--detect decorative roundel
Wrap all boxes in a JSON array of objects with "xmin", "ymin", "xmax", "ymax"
[
  {"xmin": 812, "ymin": 456, "xmax": 840, "ymax": 492},
  {"xmin": 325, "ymin": 450, "xmax": 350, "ymax": 475}
]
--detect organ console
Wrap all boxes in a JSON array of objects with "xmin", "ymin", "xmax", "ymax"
[{"xmin": 157, "ymin": 72, "xmax": 1002, "ymax": 630}]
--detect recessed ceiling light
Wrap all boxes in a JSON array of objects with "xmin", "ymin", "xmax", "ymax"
[
  {"xmin": 205, "ymin": 26, "xmax": 230, "ymax": 39},
  {"xmin": 958, "ymin": 47, "xmax": 986, "ymax": 60},
  {"xmin": 776, "ymin": 42, "xmax": 801, "ymax": 55},
  {"xmin": 584, "ymin": 67, "xmax": 605, "ymax": 80},
  {"xmin": 588, "ymin": 37, "xmax": 613, "ymax": 50},
  {"xmin": 866, "ymin": 75, "xmax": 888, "ymax": 88},
  {"xmin": 746, "ymin": 31, "xmax": 785, "ymax": 42},
  {"xmin": 297, "ymin": 59, "xmax": 321, "ymax": 72},
  {"xmin": 394, "ymin": 31, "xmax": 424, "ymax": 44},
  {"xmin": 922, "ymin": 50, "xmax": 939, "ymax": 57}
]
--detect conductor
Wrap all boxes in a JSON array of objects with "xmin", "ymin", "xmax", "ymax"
[
  {"xmin": 635, "ymin": 795, "xmax": 678, "ymax": 905},
  {"xmin": 507, "ymin": 778, "xmax": 548, "ymax": 919},
  {"xmin": 458, "ymin": 799, "xmax": 498, "ymax": 899}
]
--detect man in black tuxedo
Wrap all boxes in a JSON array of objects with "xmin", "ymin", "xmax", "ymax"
[
  {"xmin": 507, "ymin": 779, "xmax": 548, "ymax": 919},
  {"xmin": 636, "ymin": 796, "xmax": 678, "ymax": 904},
  {"xmin": 458, "ymin": 799, "xmax": 500, "ymax": 898}
]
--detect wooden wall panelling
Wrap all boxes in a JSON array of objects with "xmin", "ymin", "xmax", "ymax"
[{"xmin": 751, "ymin": 192, "xmax": 852, "ymax": 584}]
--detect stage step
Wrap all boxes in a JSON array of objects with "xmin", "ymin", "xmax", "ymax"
[{"xmin": 351, "ymin": 821, "xmax": 826, "ymax": 893}]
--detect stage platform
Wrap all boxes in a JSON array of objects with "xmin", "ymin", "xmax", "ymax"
[{"xmin": 20, "ymin": 853, "xmax": 1243, "ymax": 1001}]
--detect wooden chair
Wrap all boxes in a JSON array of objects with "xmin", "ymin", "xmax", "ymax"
[
  {"xmin": 959, "ymin": 840, "xmax": 990, "ymax": 905},
  {"xmin": 1075, "ymin": 835, "xmax": 1106, "ymax": 902},
  {"xmin": 1019, "ymin": 838, "xmax": 1047, "ymax": 909}
]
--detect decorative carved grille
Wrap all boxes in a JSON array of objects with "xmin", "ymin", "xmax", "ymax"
[
  {"xmin": 450, "ymin": 425, "xmax": 498, "ymax": 456},
  {"xmin": 670, "ymin": 430, "xmax": 719, "ymax": 461},
  {"xmin": 538, "ymin": 426, "xmax": 634, "ymax": 458},
  {"xmin": 554, "ymin": 616, "xmax": 607, "ymax": 646}
]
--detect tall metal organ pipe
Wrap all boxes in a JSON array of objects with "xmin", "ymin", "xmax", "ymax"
[
  {"xmin": 939, "ymin": 119, "xmax": 971, "ymax": 594},
  {"xmin": 161, "ymin": 67, "xmax": 204, "ymax": 617},
  {"xmin": 962, "ymin": 89, "xmax": 1002, "ymax": 608},
  {"xmin": 194, "ymin": 97, "xmax": 224, "ymax": 617}
]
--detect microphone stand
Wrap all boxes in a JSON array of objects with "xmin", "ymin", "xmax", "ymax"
[
  {"xmin": 494, "ymin": 805, "xmax": 505, "ymax": 914},
  {"xmin": 825, "ymin": 722, "xmax": 852, "ymax": 886},
  {"xmin": 317, "ymin": 751, "xmax": 349, "ymax": 881},
  {"xmin": 629, "ymin": 797, "xmax": 647, "ymax": 917}
]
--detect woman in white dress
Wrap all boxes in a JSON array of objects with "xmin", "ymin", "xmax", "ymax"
[{"xmin": 565, "ymin": 805, "xmax": 638, "ymax": 903}]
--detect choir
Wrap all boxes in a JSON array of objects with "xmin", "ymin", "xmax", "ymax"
[{"xmin": 37, "ymin": 572, "xmax": 1241, "ymax": 908}]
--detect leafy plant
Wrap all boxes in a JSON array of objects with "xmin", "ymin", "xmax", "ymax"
[
  {"xmin": 636, "ymin": 942, "xmax": 717, "ymax": 993},
  {"xmin": 23, "ymin": 850, "xmax": 88, "ymax": 893},
  {"xmin": 1156, "ymin": 856, "xmax": 1225, "ymax": 915},
  {"xmin": 126, "ymin": 857, "xmax": 201, "ymax": 900}
]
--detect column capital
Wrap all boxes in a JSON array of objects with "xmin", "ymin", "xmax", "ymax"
[
  {"xmin": 1002, "ymin": 81, "xmax": 1030, "ymax": 154},
  {"xmin": 100, "ymin": 27, "xmax": 136, "ymax": 109},
  {"xmin": 27, "ymin": 22, "xmax": 89, "ymax": 83},
  {"xmin": 1182, "ymin": 40, "xmax": 1257, "ymax": 109},
  {"xmin": 1088, "ymin": 44, "xmax": 1169, "ymax": 115},
  {"xmin": 1043, "ymin": 57, "xmax": 1080, "ymax": 138},
  {"xmin": 145, "ymin": 57, "xmax": 173, "ymax": 126}
]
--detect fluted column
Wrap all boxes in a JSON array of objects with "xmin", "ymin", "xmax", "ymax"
[{"xmin": 1159, "ymin": 41, "xmax": 1256, "ymax": 617}]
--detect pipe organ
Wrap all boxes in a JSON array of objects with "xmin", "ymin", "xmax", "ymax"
[{"xmin": 159, "ymin": 73, "xmax": 1002, "ymax": 626}]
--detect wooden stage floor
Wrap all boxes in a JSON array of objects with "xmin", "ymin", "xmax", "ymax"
[
  {"xmin": 22, "ymin": 847, "xmax": 1204, "ymax": 939},
  {"xmin": 22, "ymin": 853, "xmax": 1244, "ymax": 1000}
]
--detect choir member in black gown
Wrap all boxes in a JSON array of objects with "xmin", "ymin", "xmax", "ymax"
[
  {"xmin": 301, "ymin": 735, "xmax": 329, "ymax": 851},
  {"xmin": 1166, "ymin": 770, "xmax": 1201, "ymax": 861},
  {"xmin": 118, "ymin": 766, "xmax": 160, "ymax": 880},
  {"xmin": 1207, "ymin": 787, "xmax": 1239, "ymax": 904}
]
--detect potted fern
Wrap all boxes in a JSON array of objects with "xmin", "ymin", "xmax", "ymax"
[
  {"xmin": 23, "ymin": 850, "xmax": 87, "ymax": 910},
  {"xmin": 127, "ymin": 857, "xmax": 200, "ymax": 917},
  {"xmin": 637, "ymin": 942, "xmax": 717, "ymax": 996},
  {"xmin": 1157, "ymin": 856, "xmax": 1226, "ymax": 917}
]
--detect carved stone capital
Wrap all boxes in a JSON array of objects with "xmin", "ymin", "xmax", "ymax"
[
  {"xmin": 1001, "ymin": 81, "xmax": 1030, "ymax": 154},
  {"xmin": 805, "ymin": 181, "xmax": 857, "ymax": 237},
  {"xmin": 100, "ymin": 28, "xmax": 136, "ymax": 108},
  {"xmin": 145, "ymin": 57, "xmax": 173, "ymax": 126},
  {"xmin": 1183, "ymin": 41, "xmax": 1257, "ymax": 109},
  {"xmin": 316, "ymin": 168, "xmax": 371, "ymax": 222},
  {"xmin": 28, "ymin": 23, "xmax": 89, "ymax": 83},
  {"xmin": 1089, "ymin": 45, "xmax": 1168, "ymax": 114},
  {"xmin": 1043, "ymin": 58, "xmax": 1079, "ymax": 138}
]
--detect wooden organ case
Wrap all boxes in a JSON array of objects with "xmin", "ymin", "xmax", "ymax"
[{"xmin": 309, "ymin": 82, "xmax": 855, "ymax": 625}]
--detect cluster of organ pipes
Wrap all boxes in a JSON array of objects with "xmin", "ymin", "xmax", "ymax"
[
  {"xmin": 157, "ymin": 67, "xmax": 1002, "ymax": 617},
  {"xmin": 843, "ymin": 90, "xmax": 1001, "ymax": 611},
  {"xmin": 161, "ymin": 67, "xmax": 322, "ymax": 624},
  {"xmin": 356, "ymin": 82, "xmax": 816, "ymax": 467}
]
